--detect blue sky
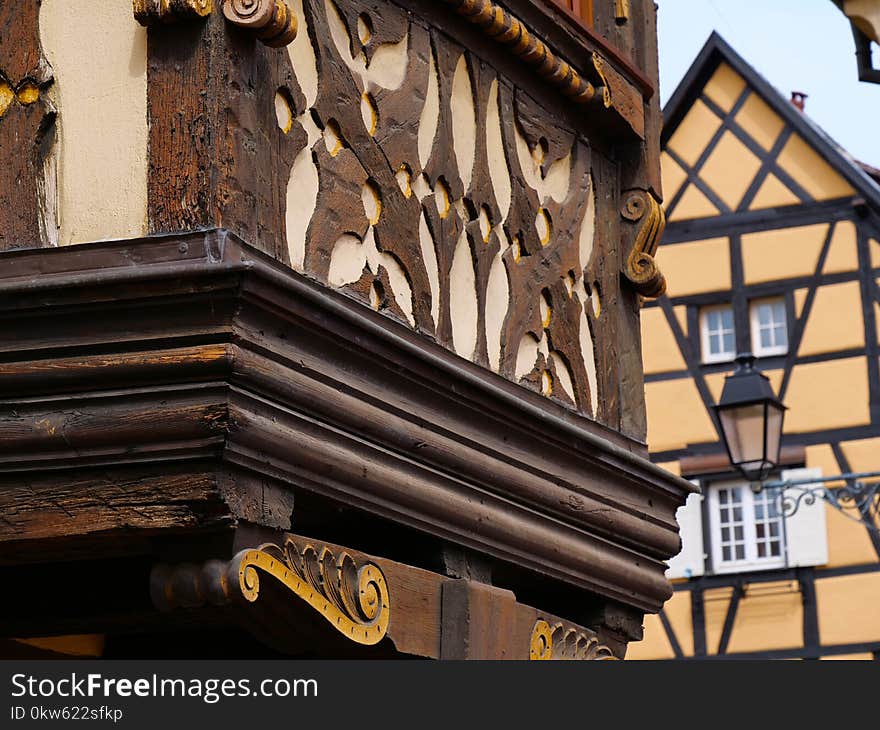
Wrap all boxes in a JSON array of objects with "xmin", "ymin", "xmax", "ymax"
[{"xmin": 657, "ymin": 0, "xmax": 880, "ymax": 165}]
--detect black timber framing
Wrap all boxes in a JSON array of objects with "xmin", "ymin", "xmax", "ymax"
[
  {"xmin": 662, "ymin": 31, "xmax": 880, "ymax": 215},
  {"xmin": 661, "ymin": 198, "xmax": 862, "ymax": 244},
  {"xmin": 660, "ymin": 562, "xmax": 880, "ymax": 660},
  {"xmin": 831, "ymin": 443, "xmax": 880, "ymax": 558},
  {"xmin": 657, "ymin": 609, "xmax": 684, "ymax": 659}
]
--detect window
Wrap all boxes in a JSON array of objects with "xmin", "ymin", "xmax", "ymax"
[
  {"xmin": 700, "ymin": 304, "xmax": 736, "ymax": 363},
  {"xmin": 666, "ymin": 469, "xmax": 830, "ymax": 580},
  {"xmin": 707, "ymin": 480, "xmax": 786, "ymax": 573},
  {"xmin": 750, "ymin": 298, "xmax": 788, "ymax": 356}
]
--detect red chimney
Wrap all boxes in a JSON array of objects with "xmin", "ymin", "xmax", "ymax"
[{"xmin": 791, "ymin": 91, "xmax": 807, "ymax": 111}]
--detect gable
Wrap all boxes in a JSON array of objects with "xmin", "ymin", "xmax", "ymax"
[{"xmin": 662, "ymin": 61, "xmax": 858, "ymax": 223}]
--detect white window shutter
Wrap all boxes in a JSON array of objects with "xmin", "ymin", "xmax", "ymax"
[
  {"xmin": 666, "ymin": 481, "xmax": 705, "ymax": 579},
  {"xmin": 782, "ymin": 467, "xmax": 829, "ymax": 568}
]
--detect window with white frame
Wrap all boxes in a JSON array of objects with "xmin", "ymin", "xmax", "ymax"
[
  {"xmin": 707, "ymin": 481, "xmax": 785, "ymax": 572},
  {"xmin": 666, "ymin": 469, "xmax": 830, "ymax": 580},
  {"xmin": 700, "ymin": 304, "xmax": 736, "ymax": 363},
  {"xmin": 750, "ymin": 298, "xmax": 788, "ymax": 357}
]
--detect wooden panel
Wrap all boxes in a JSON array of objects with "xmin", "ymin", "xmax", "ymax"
[{"xmin": 0, "ymin": 2, "xmax": 55, "ymax": 249}]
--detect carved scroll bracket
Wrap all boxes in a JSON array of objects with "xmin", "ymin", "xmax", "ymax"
[
  {"xmin": 134, "ymin": 0, "xmax": 213, "ymax": 25},
  {"xmin": 223, "ymin": 0, "xmax": 298, "ymax": 47},
  {"xmin": 151, "ymin": 538, "xmax": 391, "ymax": 646},
  {"xmin": 620, "ymin": 189, "xmax": 666, "ymax": 298},
  {"xmin": 529, "ymin": 619, "xmax": 617, "ymax": 660}
]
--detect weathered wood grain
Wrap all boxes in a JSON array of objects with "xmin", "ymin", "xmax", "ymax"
[{"xmin": 0, "ymin": 2, "xmax": 55, "ymax": 250}]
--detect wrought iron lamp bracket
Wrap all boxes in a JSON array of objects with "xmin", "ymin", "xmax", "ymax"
[{"xmin": 756, "ymin": 471, "xmax": 880, "ymax": 533}]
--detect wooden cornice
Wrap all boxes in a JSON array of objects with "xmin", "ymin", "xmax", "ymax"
[
  {"xmin": 0, "ymin": 230, "xmax": 694, "ymax": 613},
  {"xmin": 400, "ymin": 0, "xmax": 650, "ymax": 139}
]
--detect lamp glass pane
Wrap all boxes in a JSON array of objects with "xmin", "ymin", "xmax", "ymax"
[
  {"xmin": 765, "ymin": 403, "xmax": 784, "ymax": 467},
  {"xmin": 719, "ymin": 403, "xmax": 766, "ymax": 467}
]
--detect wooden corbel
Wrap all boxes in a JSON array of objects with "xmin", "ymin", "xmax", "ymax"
[
  {"xmin": 620, "ymin": 189, "xmax": 667, "ymax": 299},
  {"xmin": 529, "ymin": 619, "xmax": 617, "ymax": 660},
  {"xmin": 133, "ymin": 0, "xmax": 213, "ymax": 25},
  {"xmin": 222, "ymin": 0, "xmax": 298, "ymax": 47},
  {"xmin": 151, "ymin": 537, "xmax": 391, "ymax": 646}
]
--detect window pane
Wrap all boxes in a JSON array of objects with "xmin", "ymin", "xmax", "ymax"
[
  {"xmin": 736, "ymin": 546, "xmax": 745, "ymax": 560},
  {"xmin": 709, "ymin": 333, "xmax": 721, "ymax": 354},
  {"xmin": 756, "ymin": 523, "xmax": 765, "ymax": 538},
  {"xmin": 722, "ymin": 546, "xmax": 731, "ymax": 561},
  {"xmin": 707, "ymin": 310, "xmax": 720, "ymax": 330},
  {"xmin": 771, "ymin": 301, "xmax": 785, "ymax": 322},
  {"xmin": 734, "ymin": 526, "xmax": 744, "ymax": 540},
  {"xmin": 774, "ymin": 323, "xmax": 787, "ymax": 348},
  {"xmin": 733, "ymin": 507, "xmax": 742, "ymax": 521},
  {"xmin": 719, "ymin": 491, "xmax": 728, "ymax": 505},
  {"xmin": 770, "ymin": 541, "xmax": 781, "ymax": 556},
  {"xmin": 757, "ymin": 543, "xmax": 766, "ymax": 557},
  {"xmin": 770, "ymin": 523, "xmax": 779, "ymax": 537},
  {"xmin": 723, "ymin": 331, "xmax": 735, "ymax": 354},
  {"xmin": 720, "ymin": 308, "xmax": 734, "ymax": 329},
  {"xmin": 755, "ymin": 504, "xmax": 764, "ymax": 520},
  {"xmin": 758, "ymin": 304, "xmax": 772, "ymax": 326},
  {"xmin": 761, "ymin": 329, "xmax": 773, "ymax": 348}
]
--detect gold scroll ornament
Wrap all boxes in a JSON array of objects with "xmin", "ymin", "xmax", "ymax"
[
  {"xmin": 151, "ymin": 539, "xmax": 391, "ymax": 646},
  {"xmin": 529, "ymin": 619, "xmax": 617, "ymax": 660},
  {"xmin": 621, "ymin": 189, "xmax": 667, "ymax": 298}
]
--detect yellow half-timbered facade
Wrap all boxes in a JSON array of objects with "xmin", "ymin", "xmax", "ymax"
[{"xmin": 630, "ymin": 33, "xmax": 880, "ymax": 660}]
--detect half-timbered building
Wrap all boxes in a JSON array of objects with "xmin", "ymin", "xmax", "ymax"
[
  {"xmin": 629, "ymin": 33, "xmax": 880, "ymax": 660},
  {"xmin": 0, "ymin": 0, "xmax": 693, "ymax": 659}
]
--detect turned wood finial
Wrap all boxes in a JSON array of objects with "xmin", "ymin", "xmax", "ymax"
[{"xmin": 222, "ymin": 0, "xmax": 298, "ymax": 47}]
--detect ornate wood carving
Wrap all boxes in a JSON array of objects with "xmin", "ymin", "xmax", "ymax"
[
  {"xmin": 151, "ymin": 538, "xmax": 391, "ymax": 645},
  {"xmin": 529, "ymin": 618, "xmax": 616, "ymax": 660},
  {"xmin": 133, "ymin": 0, "xmax": 213, "ymax": 25},
  {"xmin": 0, "ymin": 2, "xmax": 55, "ymax": 250},
  {"xmin": 621, "ymin": 188, "xmax": 666, "ymax": 298},
  {"xmin": 442, "ymin": 0, "xmax": 597, "ymax": 104},
  {"xmin": 280, "ymin": 0, "xmax": 604, "ymax": 415},
  {"xmin": 222, "ymin": 0, "xmax": 298, "ymax": 47}
]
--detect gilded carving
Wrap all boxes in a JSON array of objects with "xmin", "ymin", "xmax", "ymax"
[
  {"xmin": 529, "ymin": 619, "xmax": 616, "ymax": 660},
  {"xmin": 133, "ymin": 0, "xmax": 213, "ymax": 25},
  {"xmin": 223, "ymin": 0, "xmax": 299, "ymax": 47},
  {"xmin": 621, "ymin": 189, "xmax": 667, "ymax": 298},
  {"xmin": 151, "ymin": 539, "xmax": 391, "ymax": 645}
]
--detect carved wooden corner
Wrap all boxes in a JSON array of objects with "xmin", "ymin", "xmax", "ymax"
[
  {"xmin": 222, "ymin": 0, "xmax": 298, "ymax": 47},
  {"xmin": 151, "ymin": 538, "xmax": 391, "ymax": 646},
  {"xmin": 620, "ymin": 189, "xmax": 667, "ymax": 299}
]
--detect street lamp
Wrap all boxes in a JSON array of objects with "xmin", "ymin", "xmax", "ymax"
[
  {"xmin": 713, "ymin": 353, "xmax": 880, "ymax": 532},
  {"xmin": 712, "ymin": 353, "xmax": 785, "ymax": 483}
]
